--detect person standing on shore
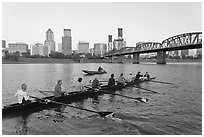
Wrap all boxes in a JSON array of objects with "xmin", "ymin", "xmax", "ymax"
[{"xmin": 54, "ymin": 80, "xmax": 66, "ymax": 97}]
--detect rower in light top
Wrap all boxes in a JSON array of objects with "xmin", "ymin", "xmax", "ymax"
[
  {"xmin": 77, "ymin": 77, "xmax": 86, "ymax": 92},
  {"xmin": 98, "ymin": 66, "xmax": 104, "ymax": 72},
  {"xmin": 117, "ymin": 73, "xmax": 128, "ymax": 87},
  {"xmin": 15, "ymin": 83, "xmax": 31, "ymax": 104},
  {"xmin": 143, "ymin": 72, "xmax": 150, "ymax": 80}
]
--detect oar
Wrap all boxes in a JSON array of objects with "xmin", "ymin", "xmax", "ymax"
[
  {"xmin": 84, "ymin": 86, "xmax": 148, "ymax": 103},
  {"xmin": 150, "ymin": 80, "xmax": 174, "ymax": 85},
  {"xmin": 134, "ymin": 86, "xmax": 158, "ymax": 94},
  {"xmin": 29, "ymin": 95, "xmax": 113, "ymax": 117}
]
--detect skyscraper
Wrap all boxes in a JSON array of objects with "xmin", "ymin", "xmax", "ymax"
[
  {"xmin": 44, "ymin": 28, "xmax": 55, "ymax": 53},
  {"xmin": 62, "ymin": 29, "xmax": 72, "ymax": 55},
  {"xmin": 78, "ymin": 41, "xmax": 89, "ymax": 54},
  {"xmin": 2, "ymin": 40, "xmax": 6, "ymax": 48},
  {"xmin": 94, "ymin": 43, "xmax": 107, "ymax": 56}
]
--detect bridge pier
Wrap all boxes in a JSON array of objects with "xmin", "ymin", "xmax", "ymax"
[
  {"xmin": 117, "ymin": 56, "xmax": 123, "ymax": 63},
  {"xmin": 157, "ymin": 51, "xmax": 166, "ymax": 64},
  {"xmin": 109, "ymin": 56, "xmax": 113, "ymax": 63},
  {"xmin": 133, "ymin": 53, "xmax": 140, "ymax": 64}
]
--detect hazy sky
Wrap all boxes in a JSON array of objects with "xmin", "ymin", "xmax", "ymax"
[{"xmin": 2, "ymin": 2, "xmax": 202, "ymax": 50}]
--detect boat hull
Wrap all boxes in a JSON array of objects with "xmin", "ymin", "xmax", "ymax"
[
  {"xmin": 82, "ymin": 70, "xmax": 107, "ymax": 75},
  {"xmin": 2, "ymin": 77, "xmax": 155, "ymax": 116}
]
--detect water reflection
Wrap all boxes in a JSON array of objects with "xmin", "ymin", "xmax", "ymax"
[{"xmin": 15, "ymin": 113, "xmax": 30, "ymax": 135}]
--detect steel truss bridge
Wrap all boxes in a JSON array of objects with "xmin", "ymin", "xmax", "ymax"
[{"xmin": 104, "ymin": 32, "xmax": 202, "ymax": 57}]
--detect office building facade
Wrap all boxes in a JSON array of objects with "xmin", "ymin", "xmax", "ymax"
[
  {"xmin": 62, "ymin": 29, "xmax": 72, "ymax": 55},
  {"xmin": 94, "ymin": 43, "xmax": 107, "ymax": 56},
  {"xmin": 78, "ymin": 41, "xmax": 89, "ymax": 54},
  {"xmin": 2, "ymin": 40, "xmax": 6, "ymax": 48},
  {"xmin": 8, "ymin": 42, "xmax": 28, "ymax": 53}
]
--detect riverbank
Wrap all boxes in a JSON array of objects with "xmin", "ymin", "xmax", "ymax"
[{"xmin": 2, "ymin": 58, "xmax": 202, "ymax": 64}]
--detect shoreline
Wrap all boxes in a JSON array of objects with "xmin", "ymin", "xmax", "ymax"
[{"xmin": 2, "ymin": 58, "xmax": 202, "ymax": 64}]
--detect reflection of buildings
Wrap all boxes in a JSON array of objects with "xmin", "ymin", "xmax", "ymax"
[
  {"xmin": 44, "ymin": 28, "xmax": 55, "ymax": 54},
  {"xmin": 8, "ymin": 42, "xmax": 28, "ymax": 53},
  {"xmin": 78, "ymin": 41, "xmax": 89, "ymax": 54},
  {"xmin": 62, "ymin": 29, "xmax": 72, "ymax": 55},
  {"xmin": 93, "ymin": 43, "xmax": 107, "ymax": 56},
  {"xmin": 31, "ymin": 43, "xmax": 49, "ymax": 56}
]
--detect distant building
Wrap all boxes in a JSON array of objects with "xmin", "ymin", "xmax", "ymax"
[
  {"xmin": 181, "ymin": 49, "xmax": 189, "ymax": 57},
  {"xmin": 78, "ymin": 41, "xmax": 89, "ymax": 54},
  {"xmin": 62, "ymin": 29, "xmax": 72, "ymax": 55},
  {"xmin": 90, "ymin": 48, "xmax": 94, "ymax": 56},
  {"xmin": 8, "ymin": 42, "xmax": 28, "ymax": 53},
  {"xmin": 31, "ymin": 43, "xmax": 49, "ymax": 56},
  {"xmin": 94, "ymin": 43, "xmax": 107, "ymax": 56},
  {"xmin": 112, "ymin": 28, "xmax": 126, "ymax": 50},
  {"xmin": 44, "ymin": 28, "xmax": 55, "ymax": 53},
  {"xmin": 58, "ymin": 43, "xmax": 62, "ymax": 52},
  {"xmin": 2, "ymin": 40, "xmax": 6, "ymax": 48},
  {"xmin": 196, "ymin": 48, "xmax": 202, "ymax": 55},
  {"xmin": 108, "ymin": 35, "xmax": 113, "ymax": 51}
]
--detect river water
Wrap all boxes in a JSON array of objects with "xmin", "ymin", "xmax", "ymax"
[{"xmin": 2, "ymin": 62, "xmax": 202, "ymax": 135}]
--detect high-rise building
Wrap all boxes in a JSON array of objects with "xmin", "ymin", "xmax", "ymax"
[
  {"xmin": 8, "ymin": 42, "xmax": 28, "ymax": 53},
  {"xmin": 2, "ymin": 40, "xmax": 6, "ymax": 48},
  {"xmin": 78, "ymin": 41, "xmax": 89, "ymax": 54},
  {"xmin": 44, "ymin": 28, "xmax": 55, "ymax": 53},
  {"xmin": 62, "ymin": 29, "xmax": 72, "ymax": 55},
  {"xmin": 94, "ymin": 43, "xmax": 107, "ymax": 56},
  {"xmin": 112, "ymin": 28, "xmax": 126, "ymax": 50},
  {"xmin": 108, "ymin": 35, "xmax": 112, "ymax": 51}
]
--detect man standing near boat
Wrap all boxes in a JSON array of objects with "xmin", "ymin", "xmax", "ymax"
[
  {"xmin": 117, "ymin": 73, "xmax": 128, "ymax": 87},
  {"xmin": 54, "ymin": 80, "xmax": 66, "ymax": 97},
  {"xmin": 15, "ymin": 83, "xmax": 30, "ymax": 104}
]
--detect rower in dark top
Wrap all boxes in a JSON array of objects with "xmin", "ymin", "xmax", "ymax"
[
  {"xmin": 98, "ymin": 66, "xmax": 104, "ymax": 72},
  {"xmin": 134, "ymin": 71, "xmax": 143, "ymax": 81},
  {"xmin": 108, "ymin": 74, "xmax": 115, "ymax": 87},
  {"xmin": 143, "ymin": 72, "xmax": 150, "ymax": 80},
  {"xmin": 92, "ymin": 77, "xmax": 100, "ymax": 89},
  {"xmin": 54, "ymin": 80, "xmax": 66, "ymax": 97}
]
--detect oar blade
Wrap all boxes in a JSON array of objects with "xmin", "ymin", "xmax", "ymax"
[{"xmin": 99, "ymin": 111, "xmax": 114, "ymax": 117}]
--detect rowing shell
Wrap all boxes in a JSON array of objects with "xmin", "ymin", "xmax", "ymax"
[
  {"xmin": 2, "ymin": 77, "xmax": 155, "ymax": 116},
  {"xmin": 82, "ymin": 70, "xmax": 107, "ymax": 75}
]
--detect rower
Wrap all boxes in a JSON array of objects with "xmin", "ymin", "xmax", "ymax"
[
  {"xmin": 77, "ymin": 77, "xmax": 86, "ymax": 92},
  {"xmin": 92, "ymin": 77, "xmax": 100, "ymax": 89},
  {"xmin": 143, "ymin": 72, "xmax": 150, "ymax": 80},
  {"xmin": 98, "ymin": 66, "xmax": 104, "ymax": 72},
  {"xmin": 134, "ymin": 71, "xmax": 143, "ymax": 81},
  {"xmin": 117, "ymin": 73, "xmax": 128, "ymax": 87},
  {"xmin": 15, "ymin": 83, "xmax": 31, "ymax": 104},
  {"xmin": 54, "ymin": 80, "xmax": 66, "ymax": 97},
  {"xmin": 108, "ymin": 74, "xmax": 116, "ymax": 87}
]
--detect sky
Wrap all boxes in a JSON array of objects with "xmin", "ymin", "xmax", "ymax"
[{"xmin": 2, "ymin": 2, "xmax": 202, "ymax": 51}]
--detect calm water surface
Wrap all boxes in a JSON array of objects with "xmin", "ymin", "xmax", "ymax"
[{"xmin": 2, "ymin": 62, "xmax": 202, "ymax": 135}]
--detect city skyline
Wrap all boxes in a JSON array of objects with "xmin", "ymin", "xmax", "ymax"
[{"xmin": 2, "ymin": 2, "xmax": 202, "ymax": 52}]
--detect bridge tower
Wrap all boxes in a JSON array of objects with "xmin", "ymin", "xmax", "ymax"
[{"xmin": 108, "ymin": 35, "xmax": 112, "ymax": 51}]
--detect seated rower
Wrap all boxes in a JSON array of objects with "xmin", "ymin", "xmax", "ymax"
[
  {"xmin": 143, "ymin": 72, "xmax": 150, "ymax": 80},
  {"xmin": 77, "ymin": 77, "xmax": 86, "ymax": 92},
  {"xmin": 108, "ymin": 74, "xmax": 116, "ymax": 87},
  {"xmin": 92, "ymin": 77, "xmax": 100, "ymax": 90},
  {"xmin": 117, "ymin": 73, "xmax": 128, "ymax": 87},
  {"xmin": 54, "ymin": 80, "xmax": 66, "ymax": 97},
  {"xmin": 15, "ymin": 83, "xmax": 31, "ymax": 104},
  {"xmin": 134, "ymin": 71, "xmax": 143, "ymax": 81},
  {"xmin": 98, "ymin": 66, "xmax": 104, "ymax": 72}
]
